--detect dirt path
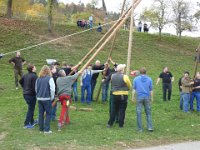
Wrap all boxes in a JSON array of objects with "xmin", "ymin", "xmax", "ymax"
[{"xmin": 129, "ymin": 141, "xmax": 200, "ymax": 150}]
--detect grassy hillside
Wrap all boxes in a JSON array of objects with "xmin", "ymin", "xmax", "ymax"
[{"xmin": 0, "ymin": 17, "xmax": 200, "ymax": 150}]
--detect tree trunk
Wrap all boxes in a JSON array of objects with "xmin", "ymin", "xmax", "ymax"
[
  {"xmin": 7, "ymin": 0, "xmax": 12, "ymax": 18},
  {"xmin": 159, "ymin": 28, "xmax": 162, "ymax": 40},
  {"xmin": 48, "ymin": 0, "xmax": 53, "ymax": 32}
]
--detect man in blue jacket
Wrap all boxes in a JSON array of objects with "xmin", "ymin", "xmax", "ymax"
[{"xmin": 132, "ymin": 68, "xmax": 153, "ymax": 132}]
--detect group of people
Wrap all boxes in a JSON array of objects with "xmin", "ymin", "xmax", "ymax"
[
  {"xmin": 9, "ymin": 51, "xmax": 199, "ymax": 134},
  {"xmin": 77, "ymin": 15, "xmax": 94, "ymax": 29},
  {"xmin": 138, "ymin": 21, "xmax": 149, "ymax": 33}
]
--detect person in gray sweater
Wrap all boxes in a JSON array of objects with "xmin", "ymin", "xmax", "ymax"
[{"xmin": 56, "ymin": 69, "xmax": 81, "ymax": 131}]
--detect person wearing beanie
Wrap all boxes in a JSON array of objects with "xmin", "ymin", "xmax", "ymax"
[
  {"xmin": 190, "ymin": 72, "xmax": 200, "ymax": 112},
  {"xmin": 132, "ymin": 67, "xmax": 153, "ymax": 132},
  {"xmin": 19, "ymin": 64, "xmax": 37, "ymax": 129},
  {"xmin": 107, "ymin": 64, "xmax": 131, "ymax": 128}
]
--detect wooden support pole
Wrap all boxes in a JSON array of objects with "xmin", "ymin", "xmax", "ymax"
[
  {"xmin": 126, "ymin": 0, "xmax": 135, "ymax": 75},
  {"xmin": 80, "ymin": 0, "xmax": 142, "ymax": 73},
  {"xmin": 107, "ymin": 0, "xmax": 127, "ymax": 61},
  {"xmin": 193, "ymin": 43, "xmax": 200, "ymax": 79},
  {"xmin": 76, "ymin": 0, "xmax": 140, "ymax": 69}
]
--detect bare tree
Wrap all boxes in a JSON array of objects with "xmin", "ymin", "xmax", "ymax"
[
  {"xmin": 48, "ymin": 0, "xmax": 53, "ymax": 32},
  {"xmin": 171, "ymin": 0, "xmax": 193, "ymax": 39},
  {"xmin": 102, "ymin": 0, "xmax": 107, "ymax": 15},
  {"xmin": 7, "ymin": 0, "xmax": 12, "ymax": 18}
]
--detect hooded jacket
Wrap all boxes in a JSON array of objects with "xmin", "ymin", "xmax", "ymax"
[{"xmin": 133, "ymin": 75, "xmax": 153, "ymax": 99}]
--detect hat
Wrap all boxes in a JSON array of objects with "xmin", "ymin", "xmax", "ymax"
[
  {"xmin": 130, "ymin": 70, "xmax": 140, "ymax": 77},
  {"xmin": 117, "ymin": 64, "xmax": 126, "ymax": 72}
]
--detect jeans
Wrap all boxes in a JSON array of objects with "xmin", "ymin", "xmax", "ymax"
[
  {"xmin": 102, "ymin": 82, "xmax": 109, "ymax": 102},
  {"xmin": 90, "ymin": 20, "xmax": 93, "ymax": 28},
  {"xmin": 136, "ymin": 97, "xmax": 153, "ymax": 131},
  {"xmin": 190, "ymin": 92, "xmax": 200, "ymax": 111},
  {"xmin": 91, "ymin": 79, "xmax": 97, "ymax": 101},
  {"xmin": 179, "ymin": 92, "xmax": 183, "ymax": 110},
  {"xmin": 72, "ymin": 82, "xmax": 78, "ymax": 101},
  {"xmin": 38, "ymin": 100, "xmax": 52, "ymax": 132},
  {"xmin": 23, "ymin": 95, "xmax": 36, "ymax": 126},
  {"xmin": 51, "ymin": 102, "xmax": 57, "ymax": 121},
  {"xmin": 182, "ymin": 93, "xmax": 190, "ymax": 112},
  {"xmin": 81, "ymin": 82, "xmax": 92, "ymax": 104},
  {"xmin": 14, "ymin": 68, "xmax": 23, "ymax": 87},
  {"xmin": 162, "ymin": 83, "xmax": 172, "ymax": 101},
  {"xmin": 108, "ymin": 95, "xmax": 128, "ymax": 127}
]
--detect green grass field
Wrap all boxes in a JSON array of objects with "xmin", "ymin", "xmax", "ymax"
[{"xmin": 0, "ymin": 18, "xmax": 200, "ymax": 150}]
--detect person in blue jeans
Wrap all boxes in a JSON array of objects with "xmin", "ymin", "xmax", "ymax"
[
  {"xmin": 178, "ymin": 75, "xmax": 184, "ymax": 110},
  {"xmin": 132, "ymin": 68, "xmax": 153, "ymax": 132},
  {"xmin": 19, "ymin": 64, "xmax": 37, "ymax": 128},
  {"xmin": 181, "ymin": 71, "xmax": 193, "ymax": 113},
  {"xmin": 190, "ymin": 72, "xmax": 200, "ymax": 111},
  {"xmin": 102, "ymin": 63, "xmax": 111, "ymax": 103},
  {"xmin": 81, "ymin": 65, "xmax": 104, "ymax": 104},
  {"xmin": 35, "ymin": 65, "xmax": 55, "ymax": 134}
]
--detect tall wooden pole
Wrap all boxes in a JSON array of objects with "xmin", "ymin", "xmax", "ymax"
[
  {"xmin": 107, "ymin": 0, "xmax": 127, "ymax": 60},
  {"xmin": 126, "ymin": 0, "xmax": 135, "ymax": 75},
  {"xmin": 74, "ymin": 0, "xmax": 139, "ymax": 70},
  {"xmin": 80, "ymin": 0, "xmax": 142, "ymax": 73}
]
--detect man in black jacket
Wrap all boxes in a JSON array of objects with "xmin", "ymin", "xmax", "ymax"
[{"xmin": 19, "ymin": 64, "xmax": 37, "ymax": 129}]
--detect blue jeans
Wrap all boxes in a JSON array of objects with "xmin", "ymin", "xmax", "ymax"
[
  {"xmin": 179, "ymin": 92, "xmax": 183, "ymax": 110},
  {"xmin": 190, "ymin": 92, "xmax": 200, "ymax": 111},
  {"xmin": 72, "ymin": 82, "xmax": 78, "ymax": 101},
  {"xmin": 51, "ymin": 102, "xmax": 57, "ymax": 121},
  {"xmin": 91, "ymin": 79, "xmax": 97, "ymax": 101},
  {"xmin": 182, "ymin": 93, "xmax": 190, "ymax": 112},
  {"xmin": 23, "ymin": 95, "xmax": 36, "ymax": 126},
  {"xmin": 90, "ymin": 20, "xmax": 93, "ymax": 28},
  {"xmin": 136, "ymin": 97, "xmax": 153, "ymax": 130},
  {"xmin": 81, "ymin": 82, "xmax": 91, "ymax": 104},
  {"xmin": 38, "ymin": 100, "xmax": 52, "ymax": 132},
  {"xmin": 102, "ymin": 82, "xmax": 109, "ymax": 102}
]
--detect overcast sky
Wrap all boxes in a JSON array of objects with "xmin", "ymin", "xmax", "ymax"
[{"xmin": 59, "ymin": 0, "xmax": 199, "ymax": 13}]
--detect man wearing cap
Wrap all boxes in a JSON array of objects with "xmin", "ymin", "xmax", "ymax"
[
  {"xmin": 107, "ymin": 64, "xmax": 131, "ymax": 128},
  {"xmin": 9, "ymin": 51, "xmax": 26, "ymax": 89},
  {"xmin": 181, "ymin": 71, "xmax": 193, "ymax": 112},
  {"xmin": 132, "ymin": 68, "xmax": 153, "ymax": 132}
]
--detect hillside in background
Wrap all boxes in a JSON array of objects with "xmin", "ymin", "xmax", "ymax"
[{"xmin": 0, "ymin": 17, "xmax": 200, "ymax": 149}]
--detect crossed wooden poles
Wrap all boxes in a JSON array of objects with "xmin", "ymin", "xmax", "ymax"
[{"xmin": 75, "ymin": 0, "xmax": 142, "ymax": 73}]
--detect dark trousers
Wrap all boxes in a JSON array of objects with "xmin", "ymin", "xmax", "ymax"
[
  {"xmin": 109, "ymin": 92, "xmax": 119, "ymax": 122},
  {"xmin": 14, "ymin": 68, "xmax": 23, "ymax": 87},
  {"xmin": 91, "ymin": 79, "xmax": 97, "ymax": 101},
  {"xmin": 108, "ymin": 95, "xmax": 128, "ymax": 127},
  {"xmin": 23, "ymin": 95, "xmax": 36, "ymax": 126},
  {"xmin": 162, "ymin": 83, "xmax": 172, "ymax": 101},
  {"xmin": 38, "ymin": 100, "xmax": 52, "ymax": 132}
]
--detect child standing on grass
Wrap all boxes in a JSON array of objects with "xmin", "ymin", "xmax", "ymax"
[
  {"xmin": 19, "ymin": 64, "xmax": 37, "ymax": 129},
  {"xmin": 35, "ymin": 65, "xmax": 55, "ymax": 134},
  {"xmin": 56, "ymin": 69, "xmax": 81, "ymax": 131}
]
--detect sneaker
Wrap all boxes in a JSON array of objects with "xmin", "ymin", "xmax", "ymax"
[
  {"xmin": 148, "ymin": 128, "xmax": 154, "ymax": 132},
  {"xmin": 16, "ymin": 87, "xmax": 19, "ymax": 90},
  {"xmin": 44, "ymin": 130, "xmax": 53, "ymax": 134},
  {"xmin": 107, "ymin": 124, "xmax": 111, "ymax": 128},
  {"xmin": 23, "ymin": 125, "xmax": 34, "ymax": 129},
  {"xmin": 32, "ymin": 120, "xmax": 38, "ymax": 126}
]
